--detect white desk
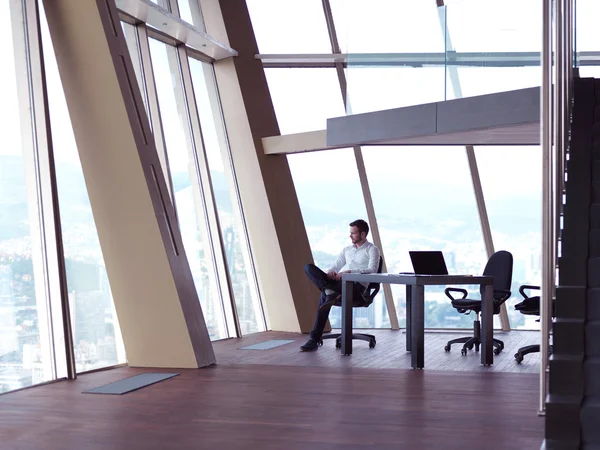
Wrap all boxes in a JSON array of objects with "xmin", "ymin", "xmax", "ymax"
[{"xmin": 340, "ymin": 273, "xmax": 495, "ymax": 368}]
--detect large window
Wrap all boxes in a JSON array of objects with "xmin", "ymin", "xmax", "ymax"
[
  {"xmin": 288, "ymin": 149, "xmax": 389, "ymax": 328},
  {"xmin": 0, "ymin": 1, "xmax": 55, "ymax": 393},
  {"xmin": 41, "ymin": 10, "xmax": 126, "ymax": 372},
  {"xmin": 264, "ymin": 68, "xmax": 345, "ymax": 134},
  {"xmin": 246, "ymin": 0, "xmax": 332, "ymax": 54},
  {"xmin": 477, "ymin": 146, "xmax": 542, "ymax": 330},
  {"xmin": 148, "ymin": 38, "xmax": 231, "ymax": 340},
  {"xmin": 363, "ymin": 146, "xmax": 487, "ymax": 329},
  {"xmin": 189, "ymin": 58, "xmax": 265, "ymax": 335}
]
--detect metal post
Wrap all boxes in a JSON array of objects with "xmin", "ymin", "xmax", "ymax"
[{"xmin": 540, "ymin": 0, "xmax": 553, "ymax": 415}]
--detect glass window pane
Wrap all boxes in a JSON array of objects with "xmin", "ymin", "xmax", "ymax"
[
  {"xmin": 346, "ymin": 67, "xmax": 446, "ymax": 114},
  {"xmin": 246, "ymin": 0, "xmax": 331, "ymax": 53},
  {"xmin": 450, "ymin": 67, "xmax": 541, "ymax": 100},
  {"xmin": 446, "ymin": 0, "xmax": 541, "ymax": 52},
  {"xmin": 476, "ymin": 146, "xmax": 542, "ymax": 330},
  {"xmin": 265, "ymin": 68, "xmax": 345, "ymax": 134},
  {"xmin": 189, "ymin": 58, "xmax": 265, "ymax": 335},
  {"xmin": 148, "ymin": 39, "xmax": 229, "ymax": 340},
  {"xmin": 177, "ymin": 0, "xmax": 205, "ymax": 31},
  {"xmin": 576, "ymin": 0, "xmax": 600, "ymax": 61},
  {"xmin": 121, "ymin": 22, "xmax": 150, "ymax": 117},
  {"xmin": 288, "ymin": 149, "xmax": 388, "ymax": 328},
  {"xmin": 363, "ymin": 146, "xmax": 487, "ymax": 329},
  {"xmin": 330, "ymin": 0, "xmax": 443, "ymax": 53},
  {"xmin": 40, "ymin": 11, "xmax": 126, "ymax": 372},
  {"xmin": 443, "ymin": 1, "xmax": 541, "ymax": 99},
  {"xmin": 0, "ymin": 1, "xmax": 55, "ymax": 393}
]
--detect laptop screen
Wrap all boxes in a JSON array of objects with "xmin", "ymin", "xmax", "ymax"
[{"xmin": 409, "ymin": 251, "xmax": 449, "ymax": 275}]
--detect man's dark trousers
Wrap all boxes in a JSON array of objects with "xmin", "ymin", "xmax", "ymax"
[{"xmin": 304, "ymin": 263, "xmax": 365, "ymax": 340}]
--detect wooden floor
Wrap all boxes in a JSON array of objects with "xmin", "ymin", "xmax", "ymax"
[
  {"xmin": 214, "ymin": 329, "xmax": 541, "ymax": 373},
  {"xmin": 0, "ymin": 362, "xmax": 543, "ymax": 450}
]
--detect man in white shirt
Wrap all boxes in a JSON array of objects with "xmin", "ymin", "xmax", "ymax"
[{"xmin": 300, "ymin": 219, "xmax": 381, "ymax": 351}]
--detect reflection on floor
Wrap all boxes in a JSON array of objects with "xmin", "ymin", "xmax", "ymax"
[{"xmin": 213, "ymin": 329, "xmax": 541, "ymax": 373}]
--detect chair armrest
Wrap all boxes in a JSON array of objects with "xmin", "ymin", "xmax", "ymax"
[
  {"xmin": 362, "ymin": 284, "xmax": 381, "ymax": 304},
  {"xmin": 519, "ymin": 284, "xmax": 540, "ymax": 300},
  {"xmin": 445, "ymin": 287, "xmax": 468, "ymax": 301},
  {"xmin": 494, "ymin": 289, "xmax": 512, "ymax": 302}
]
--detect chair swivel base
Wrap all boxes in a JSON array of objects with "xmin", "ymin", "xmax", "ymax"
[
  {"xmin": 444, "ymin": 336, "xmax": 504, "ymax": 356},
  {"xmin": 514, "ymin": 344, "xmax": 540, "ymax": 363},
  {"xmin": 321, "ymin": 332, "xmax": 376, "ymax": 349},
  {"xmin": 443, "ymin": 320, "xmax": 504, "ymax": 355}
]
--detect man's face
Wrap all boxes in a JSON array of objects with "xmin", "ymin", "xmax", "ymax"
[{"xmin": 349, "ymin": 226, "xmax": 365, "ymax": 244}]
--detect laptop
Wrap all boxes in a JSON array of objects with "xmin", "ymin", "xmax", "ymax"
[{"xmin": 408, "ymin": 251, "xmax": 449, "ymax": 275}]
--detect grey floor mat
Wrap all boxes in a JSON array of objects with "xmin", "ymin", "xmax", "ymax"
[
  {"xmin": 240, "ymin": 339, "xmax": 296, "ymax": 350},
  {"xmin": 83, "ymin": 372, "xmax": 179, "ymax": 395}
]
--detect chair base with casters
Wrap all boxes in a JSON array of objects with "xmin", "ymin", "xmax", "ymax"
[
  {"xmin": 316, "ymin": 257, "xmax": 383, "ymax": 351},
  {"xmin": 320, "ymin": 332, "xmax": 376, "ymax": 349},
  {"xmin": 514, "ymin": 344, "xmax": 539, "ymax": 363},
  {"xmin": 444, "ymin": 314, "xmax": 504, "ymax": 356},
  {"xmin": 514, "ymin": 344, "xmax": 552, "ymax": 363}
]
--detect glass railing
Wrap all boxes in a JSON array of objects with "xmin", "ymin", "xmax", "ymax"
[{"xmin": 342, "ymin": 0, "xmax": 542, "ymax": 115}]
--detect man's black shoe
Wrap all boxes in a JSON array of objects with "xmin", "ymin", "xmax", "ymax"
[
  {"xmin": 319, "ymin": 292, "xmax": 341, "ymax": 310},
  {"xmin": 300, "ymin": 338, "xmax": 320, "ymax": 352}
]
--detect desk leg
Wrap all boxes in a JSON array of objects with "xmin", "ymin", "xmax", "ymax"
[
  {"xmin": 405, "ymin": 285, "xmax": 412, "ymax": 351},
  {"xmin": 481, "ymin": 284, "xmax": 493, "ymax": 366},
  {"xmin": 340, "ymin": 280, "xmax": 353, "ymax": 356},
  {"xmin": 411, "ymin": 285, "xmax": 425, "ymax": 369}
]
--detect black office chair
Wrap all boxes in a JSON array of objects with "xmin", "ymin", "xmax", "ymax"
[
  {"xmin": 320, "ymin": 256, "xmax": 383, "ymax": 349},
  {"xmin": 443, "ymin": 250, "xmax": 513, "ymax": 356},
  {"xmin": 514, "ymin": 285, "xmax": 541, "ymax": 363}
]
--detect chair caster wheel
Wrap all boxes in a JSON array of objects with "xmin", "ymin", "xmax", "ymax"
[
  {"xmin": 515, "ymin": 354, "xmax": 523, "ymax": 363},
  {"xmin": 461, "ymin": 348, "xmax": 467, "ymax": 356},
  {"xmin": 474, "ymin": 344, "xmax": 480, "ymax": 352},
  {"xmin": 494, "ymin": 348, "xmax": 501, "ymax": 355},
  {"xmin": 335, "ymin": 342, "xmax": 341, "ymax": 349},
  {"xmin": 317, "ymin": 339, "xmax": 323, "ymax": 346},
  {"xmin": 444, "ymin": 345, "xmax": 451, "ymax": 352},
  {"xmin": 369, "ymin": 339, "xmax": 376, "ymax": 349}
]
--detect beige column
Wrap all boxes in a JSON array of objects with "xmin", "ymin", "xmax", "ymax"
[
  {"xmin": 42, "ymin": 0, "xmax": 215, "ymax": 367},
  {"xmin": 199, "ymin": 0, "xmax": 322, "ymax": 333}
]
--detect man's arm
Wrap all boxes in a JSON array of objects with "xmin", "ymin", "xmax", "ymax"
[
  {"xmin": 358, "ymin": 245, "xmax": 381, "ymax": 274},
  {"xmin": 327, "ymin": 247, "xmax": 347, "ymax": 274}
]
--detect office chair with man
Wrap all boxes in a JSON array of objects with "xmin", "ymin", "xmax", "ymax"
[
  {"xmin": 443, "ymin": 250, "xmax": 513, "ymax": 356},
  {"xmin": 320, "ymin": 256, "xmax": 383, "ymax": 349}
]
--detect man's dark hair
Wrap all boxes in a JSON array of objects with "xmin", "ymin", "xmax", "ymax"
[{"xmin": 349, "ymin": 219, "xmax": 369, "ymax": 236}]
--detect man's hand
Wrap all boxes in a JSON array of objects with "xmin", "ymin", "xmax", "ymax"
[
  {"xmin": 326, "ymin": 270, "xmax": 337, "ymax": 279},
  {"xmin": 335, "ymin": 270, "xmax": 351, "ymax": 281}
]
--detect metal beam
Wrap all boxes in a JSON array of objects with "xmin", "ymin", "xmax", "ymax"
[
  {"xmin": 115, "ymin": 0, "xmax": 235, "ymax": 59},
  {"xmin": 540, "ymin": 0, "xmax": 553, "ymax": 416}
]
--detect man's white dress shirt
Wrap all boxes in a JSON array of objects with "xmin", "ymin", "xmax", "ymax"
[{"xmin": 327, "ymin": 240, "xmax": 381, "ymax": 287}]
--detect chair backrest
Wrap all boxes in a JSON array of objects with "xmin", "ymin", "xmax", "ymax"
[
  {"xmin": 361, "ymin": 256, "xmax": 384, "ymax": 306},
  {"xmin": 480, "ymin": 250, "xmax": 513, "ymax": 302}
]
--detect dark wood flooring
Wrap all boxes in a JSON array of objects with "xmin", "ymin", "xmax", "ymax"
[
  {"xmin": 0, "ymin": 328, "xmax": 544, "ymax": 450},
  {"xmin": 214, "ymin": 329, "xmax": 541, "ymax": 373}
]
